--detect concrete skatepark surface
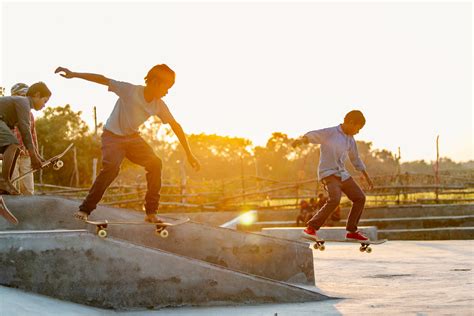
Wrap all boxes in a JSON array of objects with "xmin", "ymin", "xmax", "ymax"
[
  {"xmin": 0, "ymin": 230, "xmax": 327, "ymax": 309},
  {"xmin": 1, "ymin": 240, "xmax": 472, "ymax": 315},
  {"xmin": 1, "ymin": 196, "xmax": 315, "ymax": 285}
]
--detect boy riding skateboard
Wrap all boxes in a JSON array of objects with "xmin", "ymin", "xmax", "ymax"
[
  {"xmin": 0, "ymin": 82, "xmax": 50, "ymax": 195},
  {"xmin": 55, "ymin": 64, "xmax": 200, "ymax": 223},
  {"xmin": 292, "ymin": 110, "xmax": 374, "ymax": 242}
]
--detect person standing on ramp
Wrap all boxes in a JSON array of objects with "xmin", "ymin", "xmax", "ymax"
[{"xmin": 55, "ymin": 65, "xmax": 200, "ymax": 223}]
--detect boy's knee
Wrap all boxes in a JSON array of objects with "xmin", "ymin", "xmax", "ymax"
[
  {"xmin": 352, "ymin": 194, "xmax": 366, "ymax": 204},
  {"xmin": 148, "ymin": 157, "xmax": 162, "ymax": 172},
  {"xmin": 326, "ymin": 197, "xmax": 341, "ymax": 208},
  {"xmin": 101, "ymin": 160, "xmax": 121, "ymax": 176}
]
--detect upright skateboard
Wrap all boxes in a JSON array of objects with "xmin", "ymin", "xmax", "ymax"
[
  {"xmin": 86, "ymin": 216, "xmax": 190, "ymax": 238},
  {"xmin": 11, "ymin": 143, "xmax": 74, "ymax": 184},
  {"xmin": 0, "ymin": 196, "xmax": 18, "ymax": 224}
]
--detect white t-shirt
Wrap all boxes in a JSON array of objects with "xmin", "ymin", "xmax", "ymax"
[{"xmin": 104, "ymin": 80, "xmax": 175, "ymax": 136}]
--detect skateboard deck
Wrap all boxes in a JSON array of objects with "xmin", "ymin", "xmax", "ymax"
[
  {"xmin": 0, "ymin": 196, "xmax": 18, "ymax": 225},
  {"xmin": 303, "ymin": 235, "xmax": 387, "ymax": 253},
  {"xmin": 11, "ymin": 143, "xmax": 74, "ymax": 184},
  {"xmin": 86, "ymin": 216, "xmax": 190, "ymax": 238}
]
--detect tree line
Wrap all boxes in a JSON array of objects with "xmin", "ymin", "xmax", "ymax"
[{"xmin": 29, "ymin": 105, "xmax": 472, "ymax": 191}]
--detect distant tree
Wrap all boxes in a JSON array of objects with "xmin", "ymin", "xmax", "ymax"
[{"xmin": 35, "ymin": 105, "xmax": 100, "ymax": 186}]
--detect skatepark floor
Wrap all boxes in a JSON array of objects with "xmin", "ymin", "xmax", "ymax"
[{"xmin": 1, "ymin": 240, "xmax": 473, "ymax": 315}]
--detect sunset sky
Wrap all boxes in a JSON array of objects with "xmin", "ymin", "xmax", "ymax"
[{"xmin": 1, "ymin": 1, "xmax": 472, "ymax": 162}]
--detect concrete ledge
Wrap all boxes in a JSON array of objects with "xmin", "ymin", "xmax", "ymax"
[
  {"xmin": 0, "ymin": 230, "xmax": 329, "ymax": 309},
  {"xmin": 350, "ymin": 215, "xmax": 474, "ymax": 230},
  {"xmin": 261, "ymin": 226, "xmax": 378, "ymax": 241},
  {"xmin": 379, "ymin": 227, "xmax": 474, "ymax": 240}
]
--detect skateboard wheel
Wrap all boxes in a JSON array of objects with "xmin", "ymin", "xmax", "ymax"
[
  {"xmin": 359, "ymin": 246, "xmax": 365, "ymax": 252},
  {"xmin": 366, "ymin": 247, "xmax": 372, "ymax": 253},
  {"xmin": 98, "ymin": 229, "xmax": 107, "ymax": 238},
  {"xmin": 313, "ymin": 243, "xmax": 319, "ymax": 250},
  {"xmin": 53, "ymin": 160, "xmax": 64, "ymax": 170},
  {"xmin": 319, "ymin": 245, "xmax": 325, "ymax": 251},
  {"xmin": 159, "ymin": 229, "xmax": 169, "ymax": 238}
]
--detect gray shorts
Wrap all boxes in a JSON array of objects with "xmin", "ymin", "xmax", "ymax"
[{"xmin": 0, "ymin": 120, "xmax": 19, "ymax": 153}]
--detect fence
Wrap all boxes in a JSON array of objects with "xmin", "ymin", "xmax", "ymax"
[{"xmin": 33, "ymin": 171, "xmax": 474, "ymax": 212}]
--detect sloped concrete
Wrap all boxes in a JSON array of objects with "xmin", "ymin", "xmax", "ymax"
[
  {"xmin": 0, "ymin": 196, "xmax": 315, "ymax": 285},
  {"xmin": 0, "ymin": 230, "xmax": 329, "ymax": 310}
]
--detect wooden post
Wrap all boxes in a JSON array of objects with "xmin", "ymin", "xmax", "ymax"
[
  {"xmin": 39, "ymin": 145, "xmax": 44, "ymax": 186},
  {"xmin": 92, "ymin": 158, "xmax": 98, "ymax": 183},
  {"xmin": 396, "ymin": 147, "xmax": 401, "ymax": 205},
  {"xmin": 240, "ymin": 155, "xmax": 246, "ymax": 206},
  {"xmin": 435, "ymin": 135, "xmax": 440, "ymax": 203},
  {"xmin": 73, "ymin": 146, "xmax": 79, "ymax": 187},
  {"xmin": 93, "ymin": 106, "xmax": 98, "ymax": 136},
  {"xmin": 179, "ymin": 158, "xmax": 187, "ymax": 204}
]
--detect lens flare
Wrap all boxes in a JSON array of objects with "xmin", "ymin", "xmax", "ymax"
[{"xmin": 239, "ymin": 211, "xmax": 257, "ymax": 226}]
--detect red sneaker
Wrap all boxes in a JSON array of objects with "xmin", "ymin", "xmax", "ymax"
[
  {"xmin": 346, "ymin": 230, "xmax": 369, "ymax": 242},
  {"xmin": 302, "ymin": 226, "xmax": 324, "ymax": 241}
]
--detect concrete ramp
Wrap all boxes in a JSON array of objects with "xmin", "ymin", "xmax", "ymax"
[
  {"xmin": 0, "ymin": 230, "xmax": 329, "ymax": 310},
  {"xmin": 1, "ymin": 196, "xmax": 315, "ymax": 285}
]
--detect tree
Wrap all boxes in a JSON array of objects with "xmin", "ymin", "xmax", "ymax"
[{"xmin": 35, "ymin": 105, "xmax": 100, "ymax": 186}]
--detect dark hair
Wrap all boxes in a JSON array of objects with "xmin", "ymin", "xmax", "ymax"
[
  {"xmin": 145, "ymin": 64, "xmax": 175, "ymax": 85},
  {"xmin": 26, "ymin": 82, "xmax": 52, "ymax": 98},
  {"xmin": 344, "ymin": 110, "xmax": 366, "ymax": 126}
]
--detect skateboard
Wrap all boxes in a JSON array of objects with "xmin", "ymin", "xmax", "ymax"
[
  {"xmin": 11, "ymin": 143, "xmax": 74, "ymax": 184},
  {"xmin": 86, "ymin": 216, "xmax": 190, "ymax": 238},
  {"xmin": 303, "ymin": 236, "xmax": 387, "ymax": 253},
  {"xmin": 0, "ymin": 196, "xmax": 18, "ymax": 224}
]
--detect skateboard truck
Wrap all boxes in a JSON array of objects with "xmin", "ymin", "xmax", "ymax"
[{"xmin": 313, "ymin": 240, "xmax": 326, "ymax": 252}]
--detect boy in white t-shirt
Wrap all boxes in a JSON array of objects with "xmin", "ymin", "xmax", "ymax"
[{"xmin": 55, "ymin": 65, "xmax": 200, "ymax": 223}]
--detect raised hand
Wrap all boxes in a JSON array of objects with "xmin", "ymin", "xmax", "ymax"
[{"xmin": 54, "ymin": 67, "xmax": 74, "ymax": 79}]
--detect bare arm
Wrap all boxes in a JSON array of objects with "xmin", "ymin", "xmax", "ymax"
[
  {"xmin": 169, "ymin": 120, "xmax": 200, "ymax": 171},
  {"xmin": 55, "ymin": 67, "xmax": 110, "ymax": 86}
]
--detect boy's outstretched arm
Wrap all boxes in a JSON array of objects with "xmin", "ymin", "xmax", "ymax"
[
  {"xmin": 292, "ymin": 136, "xmax": 309, "ymax": 148},
  {"xmin": 55, "ymin": 67, "xmax": 110, "ymax": 86},
  {"xmin": 169, "ymin": 120, "xmax": 200, "ymax": 171}
]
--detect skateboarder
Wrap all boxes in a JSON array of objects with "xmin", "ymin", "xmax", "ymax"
[
  {"xmin": 10, "ymin": 83, "xmax": 39, "ymax": 195},
  {"xmin": 292, "ymin": 110, "xmax": 374, "ymax": 242},
  {"xmin": 55, "ymin": 65, "xmax": 200, "ymax": 223},
  {"xmin": 0, "ymin": 82, "xmax": 49, "ymax": 194}
]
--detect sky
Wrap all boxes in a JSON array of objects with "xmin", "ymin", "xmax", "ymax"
[{"xmin": 1, "ymin": 1, "xmax": 472, "ymax": 162}]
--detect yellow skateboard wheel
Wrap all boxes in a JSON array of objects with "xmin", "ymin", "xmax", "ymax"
[
  {"xmin": 98, "ymin": 229, "xmax": 107, "ymax": 238},
  {"xmin": 160, "ymin": 229, "xmax": 169, "ymax": 238}
]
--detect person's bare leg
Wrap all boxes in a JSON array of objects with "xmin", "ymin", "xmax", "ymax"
[{"xmin": 0, "ymin": 145, "xmax": 20, "ymax": 195}]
